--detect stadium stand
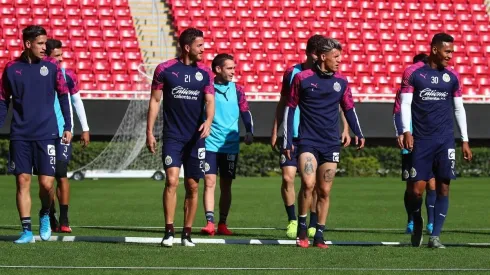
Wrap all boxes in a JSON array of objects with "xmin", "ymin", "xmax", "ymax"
[
  {"xmin": 0, "ymin": 0, "xmax": 145, "ymax": 98},
  {"xmin": 0, "ymin": 1, "xmax": 489, "ymax": 101},
  {"xmin": 168, "ymin": 0, "xmax": 490, "ymax": 102}
]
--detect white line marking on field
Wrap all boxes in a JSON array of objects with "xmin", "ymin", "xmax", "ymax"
[
  {"xmin": 2, "ymin": 225, "xmax": 490, "ymax": 231},
  {"xmin": 1, "ymin": 266, "xmax": 490, "ymax": 271},
  {"xmin": 1, "ymin": 235, "xmax": 490, "ymax": 247}
]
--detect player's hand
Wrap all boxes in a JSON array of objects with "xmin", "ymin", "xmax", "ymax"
[
  {"xmin": 397, "ymin": 134, "xmax": 404, "ymax": 149},
  {"xmin": 356, "ymin": 137, "xmax": 365, "ymax": 150},
  {"xmin": 462, "ymin": 142, "xmax": 473, "ymax": 162},
  {"xmin": 341, "ymin": 130, "xmax": 351, "ymax": 148},
  {"xmin": 80, "ymin": 131, "xmax": 90, "ymax": 149},
  {"xmin": 199, "ymin": 120, "xmax": 212, "ymax": 138},
  {"xmin": 403, "ymin": 132, "xmax": 413, "ymax": 151},
  {"xmin": 62, "ymin": 131, "xmax": 72, "ymax": 144},
  {"xmin": 244, "ymin": 132, "xmax": 253, "ymax": 145},
  {"xmin": 283, "ymin": 144, "xmax": 295, "ymax": 160},
  {"xmin": 146, "ymin": 134, "xmax": 157, "ymax": 154},
  {"xmin": 270, "ymin": 133, "xmax": 279, "ymax": 152}
]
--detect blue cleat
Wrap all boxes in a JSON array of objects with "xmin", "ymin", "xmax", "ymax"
[
  {"xmin": 39, "ymin": 214, "xmax": 52, "ymax": 241},
  {"xmin": 14, "ymin": 230, "xmax": 35, "ymax": 244},
  {"xmin": 405, "ymin": 220, "xmax": 414, "ymax": 234},
  {"xmin": 426, "ymin": 223, "xmax": 433, "ymax": 235}
]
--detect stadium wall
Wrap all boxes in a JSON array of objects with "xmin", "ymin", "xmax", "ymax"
[{"xmin": 0, "ymin": 101, "xmax": 488, "ymax": 141}]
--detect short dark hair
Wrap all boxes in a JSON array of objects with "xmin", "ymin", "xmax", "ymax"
[
  {"xmin": 412, "ymin": 53, "xmax": 428, "ymax": 64},
  {"xmin": 212, "ymin": 53, "xmax": 234, "ymax": 74},
  {"xmin": 316, "ymin": 37, "xmax": 342, "ymax": 56},
  {"xmin": 305, "ymin": 34, "xmax": 324, "ymax": 55},
  {"xmin": 431, "ymin": 33, "xmax": 454, "ymax": 48},
  {"xmin": 45, "ymin": 38, "xmax": 62, "ymax": 56},
  {"xmin": 22, "ymin": 25, "xmax": 47, "ymax": 43},
  {"xmin": 178, "ymin": 28, "xmax": 204, "ymax": 51}
]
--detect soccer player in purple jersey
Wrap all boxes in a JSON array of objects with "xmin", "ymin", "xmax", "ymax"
[
  {"xmin": 146, "ymin": 28, "xmax": 215, "ymax": 247},
  {"xmin": 284, "ymin": 37, "xmax": 365, "ymax": 248},
  {"xmin": 400, "ymin": 33, "xmax": 472, "ymax": 248},
  {"xmin": 0, "ymin": 25, "xmax": 72, "ymax": 244},
  {"xmin": 45, "ymin": 38, "xmax": 91, "ymax": 233},
  {"xmin": 393, "ymin": 53, "xmax": 437, "ymax": 235},
  {"xmin": 270, "ymin": 35, "xmax": 352, "ymax": 239}
]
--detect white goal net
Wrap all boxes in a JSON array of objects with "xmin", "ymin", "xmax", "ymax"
[{"xmin": 69, "ymin": 64, "xmax": 184, "ymax": 180}]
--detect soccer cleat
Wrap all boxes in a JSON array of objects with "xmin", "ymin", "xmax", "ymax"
[
  {"xmin": 405, "ymin": 220, "xmax": 414, "ymax": 234},
  {"xmin": 286, "ymin": 220, "xmax": 298, "ymax": 239},
  {"xmin": 50, "ymin": 215, "xmax": 59, "ymax": 232},
  {"xmin": 181, "ymin": 236, "xmax": 196, "ymax": 247},
  {"xmin": 58, "ymin": 224, "xmax": 72, "ymax": 233},
  {"xmin": 296, "ymin": 237, "xmax": 309, "ymax": 248},
  {"xmin": 39, "ymin": 214, "xmax": 52, "ymax": 241},
  {"xmin": 307, "ymin": 227, "xmax": 316, "ymax": 238},
  {"xmin": 13, "ymin": 230, "xmax": 35, "ymax": 244},
  {"xmin": 296, "ymin": 228, "xmax": 309, "ymax": 248},
  {"xmin": 428, "ymin": 236, "xmax": 446, "ymax": 249},
  {"xmin": 313, "ymin": 238, "xmax": 329, "ymax": 249},
  {"xmin": 200, "ymin": 221, "xmax": 215, "ymax": 236},
  {"xmin": 217, "ymin": 223, "xmax": 233, "ymax": 235},
  {"xmin": 161, "ymin": 231, "xmax": 174, "ymax": 248},
  {"xmin": 426, "ymin": 223, "xmax": 433, "ymax": 235},
  {"xmin": 410, "ymin": 215, "xmax": 424, "ymax": 247}
]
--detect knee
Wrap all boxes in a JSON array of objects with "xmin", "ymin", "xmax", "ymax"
[
  {"xmin": 204, "ymin": 179, "xmax": 216, "ymax": 189},
  {"xmin": 316, "ymin": 184, "xmax": 331, "ymax": 199},
  {"xmin": 186, "ymin": 182, "xmax": 199, "ymax": 195},
  {"xmin": 301, "ymin": 179, "xmax": 315, "ymax": 193},
  {"xmin": 16, "ymin": 174, "xmax": 31, "ymax": 187},
  {"xmin": 165, "ymin": 177, "xmax": 179, "ymax": 189},
  {"xmin": 282, "ymin": 173, "xmax": 295, "ymax": 187},
  {"xmin": 438, "ymin": 185, "xmax": 450, "ymax": 196}
]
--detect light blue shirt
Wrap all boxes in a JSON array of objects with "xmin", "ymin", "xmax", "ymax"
[{"xmin": 205, "ymin": 82, "xmax": 241, "ymax": 154}]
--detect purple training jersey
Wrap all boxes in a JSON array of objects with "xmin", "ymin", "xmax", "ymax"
[
  {"xmin": 152, "ymin": 58, "xmax": 214, "ymax": 141},
  {"xmin": 283, "ymin": 68, "xmax": 363, "ymax": 149},
  {"xmin": 400, "ymin": 62, "xmax": 462, "ymax": 139},
  {"xmin": 0, "ymin": 53, "xmax": 71, "ymax": 140}
]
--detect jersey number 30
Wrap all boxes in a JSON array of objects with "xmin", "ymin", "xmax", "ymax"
[{"xmin": 431, "ymin": 76, "xmax": 439, "ymax": 84}]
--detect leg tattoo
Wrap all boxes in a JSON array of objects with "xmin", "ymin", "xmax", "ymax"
[{"xmin": 323, "ymin": 169, "xmax": 335, "ymax": 182}]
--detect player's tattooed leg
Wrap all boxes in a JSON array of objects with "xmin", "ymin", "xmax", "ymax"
[
  {"xmin": 304, "ymin": 157, "xmax": 314, "ymax": 175},
  {"xmin": 323, "ymin": 169, "xmax": 335, "ymax": 182}
]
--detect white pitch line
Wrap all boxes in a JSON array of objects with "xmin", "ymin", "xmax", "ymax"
[
  {"xmin": 1, "ymin": 266, "xmax": 490, "ymax": 271},
  {"xmin": 1, "ymin": 235, "xmax": 490, "ymax": 247},
  {"xmin": 2, "ymin": 225, "xmax": 490, "ymax": 231}
]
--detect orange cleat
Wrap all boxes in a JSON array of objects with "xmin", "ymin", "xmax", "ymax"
[
  {"xmin": 313, "ymin": 239, "xmax": 329, "ymax": 249},
  {"xmin": 296, "ymin": 237, "xmax": 309, "ymax": 248},
  {"xmin": 217, "ymin": 223, "xmax": 233, "ymax": 235},
  {"xmin": 58, "ymin": 224, "xmax": 72, "ymax": 233},
  {"xmin": 200, "ymin": 221, "xmax": 215, "ymax": 236}
]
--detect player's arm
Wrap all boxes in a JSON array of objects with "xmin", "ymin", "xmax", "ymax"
[
  {"xmin": 199, "ymin": 71, "xmax": 215, "ymax": 139},
  {"xmin": 282, "ymin": 74, "xmax": 300, "ymax": 159},
  {"xmin": 399, "ymin": 68, "xmax": 415, "ymax": 151},
  {"xmin": 53, "ymin": 61, "xmax": 73, "ymax": 143},
  {"xmin": 66, "ymin": 70, "xmax": 90, "ymax": 148},
  {"xmin": 146, "ymin": 64, "xmax": 164, "ymax": 154},
  {"xmin": 452, "ymin": 73, "xmax": 472, "ymax": 161},
  {"xmin": 339, "ymin": 105, "xmax": 352, "ymax": 147},
  {"xmin": 393, "ymin": 91, "xmax": 404, "ymax": 149},
  {"xmin": 237, "ymin": 85, "xmax": 254, "ymax": 145},
  {"xmin": 340, "ymin": 85, "xmax": 364, "ymax": 150},
  {"xmin": 271, "ymin": 69, "xmax": 292, "ymax": 151},
  {"xmin": 0, "ymin": 68, "xmax": 11, "ymax": 128}
]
